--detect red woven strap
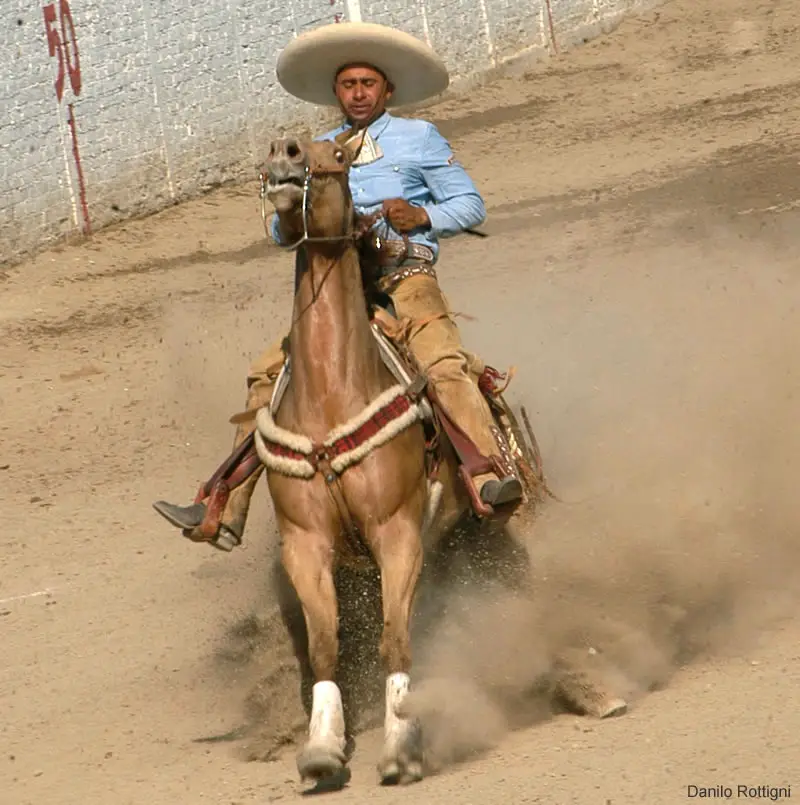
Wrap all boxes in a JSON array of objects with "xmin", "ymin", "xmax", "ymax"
[
  {"xmin": 323, "ymin": 394, "xmax": 413, "ymax": 460},
  {"xmin": 261, "ymin": 441, "xmax": 310, "ymax": 463},
  {"xmin": 258, "ymin": 389, "xmax": 418, "ymax": 471}
]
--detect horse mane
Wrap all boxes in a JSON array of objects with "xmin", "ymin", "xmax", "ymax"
[{"xmin": 289, "ymin": 211, "xmax": 393, "ymax": 318}]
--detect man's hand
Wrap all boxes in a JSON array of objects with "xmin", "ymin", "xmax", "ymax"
[{"xmin": 382, "ymin": 198, "xmax": 430, "ymax": 233}]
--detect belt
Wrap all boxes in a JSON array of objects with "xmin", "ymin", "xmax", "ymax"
[
  {"xmin": 377, "ymin": 262, "xmax": 438, "ymax": 293},
  {"xmin": 360, "ymin": 233, "xmax": 437, "ymax": 291},
  {"xmin": 370, "ymin": 237, "xmax": 435, "ymax": 267}
]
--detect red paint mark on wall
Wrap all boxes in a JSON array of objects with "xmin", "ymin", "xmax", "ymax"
[
  {"xmin": 544, "ymin": 0, "xmax": 559, "ymax": 54},
  {"xmin": 43, "ymin": 0, "xmax": 91, "ymax": 234},
  {"xmin": 66, "ymin": 104, "xmax": 91, "ymax": 234}
]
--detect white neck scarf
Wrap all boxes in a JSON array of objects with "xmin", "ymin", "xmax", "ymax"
[{"xmin": 343, "ymin": 128, "xmax": 384, "ymax": 166}]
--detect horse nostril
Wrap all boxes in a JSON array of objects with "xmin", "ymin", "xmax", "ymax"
[{"xmin": 286, "ymin": 140, "xmax": 301, "ymax": 160}]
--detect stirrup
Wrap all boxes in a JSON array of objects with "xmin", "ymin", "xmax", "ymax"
[
  {"xmin": 152, "ymin": 500, "xmax": 242, "ymax": 551},
  {"xmin": 211, "ymin": 525, "xmax": 241, "ymax": 552}
]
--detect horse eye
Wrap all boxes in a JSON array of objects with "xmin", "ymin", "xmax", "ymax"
[{"xmin": 335, "ymin": 150, "xmax": 344, "ymax": 162}]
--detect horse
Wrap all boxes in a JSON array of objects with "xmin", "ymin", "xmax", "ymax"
[{"xmin": 251, "ymin": 135, "xmax": 615, "ymax": 787}]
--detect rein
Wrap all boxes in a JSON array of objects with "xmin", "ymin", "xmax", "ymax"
[{"xmin": 259, "ymin": 154, "xmax": 382, "ymax": 328}]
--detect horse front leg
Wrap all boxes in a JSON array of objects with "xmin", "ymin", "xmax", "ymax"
[
  {"xmin": 369, "ymin": 510, "xmax": 425, "ymax": 785},
  {"xmin": 280, "ymin": 521, "xmax": 347, "ymax": 784}
]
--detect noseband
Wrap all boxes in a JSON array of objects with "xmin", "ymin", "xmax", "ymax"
[{"xmin": 259, "ymin": 154, "xmax": 355, "ymax": 252}]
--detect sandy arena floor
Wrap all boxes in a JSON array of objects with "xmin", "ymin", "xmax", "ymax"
[{"xmin": 2, "ymin": 0, "xmax": 800, "ymax": 802}]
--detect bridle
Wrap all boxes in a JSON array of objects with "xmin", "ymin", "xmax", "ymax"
[
  {"xmin": 258, "ymin": 150, "xmax": 357, "ymax": 252},
  {"xmin": 259, "ymin": 145, "xmax": 383, "ymax": 326}
]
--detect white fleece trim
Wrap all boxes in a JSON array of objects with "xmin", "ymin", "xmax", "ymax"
[
  {"xmin": 256, "ymin": 406, "xmax": 314, "ymax": 455},
  {"xmin": 322, "ymin": 384, "xmax": 407, "ymax": 446},
  {"xmin": 257, "ymin": 362, "xmax": 428, "ymax": 480},
  {"xmin": 254, "ymin": 431, "xmax": 316, "ymax": 479},
  {"xmin": 329, "ymin": 403, "xmax": 423, "ymax": 474}
]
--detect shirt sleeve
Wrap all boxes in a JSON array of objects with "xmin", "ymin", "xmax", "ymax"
[{"xmin": 419, "ymin": 123, "xmax": 487, "ymax": 238}]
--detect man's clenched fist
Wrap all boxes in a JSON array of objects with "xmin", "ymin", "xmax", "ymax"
[{"xmin": 382, "ymin": 198, "xmax": 430, "ymax": 233}]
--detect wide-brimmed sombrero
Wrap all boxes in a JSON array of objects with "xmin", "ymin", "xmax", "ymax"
[{"xmin": 276, "ymin": 22, "xmax": 449, "ymax": 108}]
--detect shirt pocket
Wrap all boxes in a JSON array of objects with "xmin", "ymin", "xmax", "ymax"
[
  {"xmin": 377, "ymin": 160, "xmax": 426, "ymax": 204},
  {"xmin": 369, "ymin": 161, "xmax": 406, "ymax": 198}
]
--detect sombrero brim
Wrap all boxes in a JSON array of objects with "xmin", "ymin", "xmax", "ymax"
[{"xmin": 276, "ymin": 22, "xmax": 449, "ymax": 108}]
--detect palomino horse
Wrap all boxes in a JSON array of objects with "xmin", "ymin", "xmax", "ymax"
[{"xmin": 256, "ymin": 136, "xmax": 552, "ymax": 786}]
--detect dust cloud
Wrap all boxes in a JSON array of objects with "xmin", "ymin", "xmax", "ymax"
[
  {"xmin": 400, "ymin": 233, "xmax": 800, "ymax": 773},
  {"xmin": 214, "ymin": 232, "xmax": 800, "ymax": 773}
]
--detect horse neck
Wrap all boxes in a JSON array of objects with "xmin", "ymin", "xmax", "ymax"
[{"xmin": 287, "ymin": 243, "xmax": 385, "ymax": 422}]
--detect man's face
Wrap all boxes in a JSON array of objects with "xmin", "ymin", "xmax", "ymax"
[{"xmin": 334, "ymin": 64, "xmax": 393, "ymax": 127}]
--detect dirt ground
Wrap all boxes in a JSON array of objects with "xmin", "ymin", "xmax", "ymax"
[{"xmin": 3, "ymin": 0, "xmax": 800, "ymax": 802}]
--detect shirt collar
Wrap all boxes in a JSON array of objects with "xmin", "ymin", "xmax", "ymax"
[
  {"xmin": 339, "ymin": 111, "xmax": 392, "ymax": 139},
  {"xmin": 367, "ymin": 111, "xmax": 392, "ymax": 138}
]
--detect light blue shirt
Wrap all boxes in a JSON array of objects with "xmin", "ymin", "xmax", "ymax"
[{"xmin": 269, "ymin": 112, "xmax": 486, "ymax": 264}]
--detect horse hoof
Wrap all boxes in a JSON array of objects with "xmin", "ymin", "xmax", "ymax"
[
  {"xmin": 378, "ymin": 756, "xmax": 424, "ymax": 786},
  {"xmin": 302, "ymin": 766, "xmax": 351, "ymax": 793},
  {"xmin": 297, "ymin": 745, "xmax": 347, "ymax": 784}
]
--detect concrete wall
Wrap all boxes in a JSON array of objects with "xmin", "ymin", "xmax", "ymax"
[{"xmin": 1, "ymin": 0, "xmax": 655, "ymax": 265}]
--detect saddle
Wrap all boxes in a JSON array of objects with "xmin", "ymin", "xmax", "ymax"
[
  {"xmin": 204, "ymin": 300, "xmax": 518, "ymax": 519},
  {"xmin": 189, "ymin": 240, "xmax": 535, "ymax": 538}
]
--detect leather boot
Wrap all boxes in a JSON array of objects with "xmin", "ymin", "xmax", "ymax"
[
  {"xmin": 153, "ymin": 369, "xmax": 277, "ymax": 549},
  {"xmin": 477, "ymin": 474, "xmax": 523, "ymax": 507},
  {"xmin": 152, "ymin": 458, "xmax": 264, "ymax": 550},
  {"xmin": 475, "ymin": 422, "xmax": 523, "ymax": 508}
]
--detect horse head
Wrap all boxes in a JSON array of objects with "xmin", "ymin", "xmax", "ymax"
[{"xmin": 260, "ymin": 138, "xmax": 358, "ymax": 247}]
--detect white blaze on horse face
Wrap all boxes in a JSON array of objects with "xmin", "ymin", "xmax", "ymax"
[
  {"xmin": 266, "ymin": 183, "xmax": 304, "ymax": 213},
  {"xmin": 309, "ymin": 680, "xmax": 346, "ymax": 751}
]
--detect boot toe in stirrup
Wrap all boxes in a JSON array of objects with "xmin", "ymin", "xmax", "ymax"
[
  {"xmin": 479, "ymin": 477, "xmax": 523, "ymax": 507},
  {"xmin": 152, "ymin": 500, "xmax": 207, "ymax": 530}
]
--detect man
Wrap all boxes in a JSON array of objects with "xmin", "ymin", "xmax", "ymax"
[{"xmin": 153, "ymin": 21, "xmax": 522, "ymax": 549}]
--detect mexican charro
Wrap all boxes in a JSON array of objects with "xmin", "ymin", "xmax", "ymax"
[{"xmin": 153, "ymin": 21, "xmax": 548, "ymax": 786}]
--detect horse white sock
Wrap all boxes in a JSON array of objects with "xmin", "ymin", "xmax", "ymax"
[{"xmin": 309, "ymin": 680, "xmax": 345, "ymax": 748}]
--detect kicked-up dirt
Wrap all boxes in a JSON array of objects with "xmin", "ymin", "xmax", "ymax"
[{"xmin": 2, "ymin": 0, "xmax": 799, "ymax": 802}]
